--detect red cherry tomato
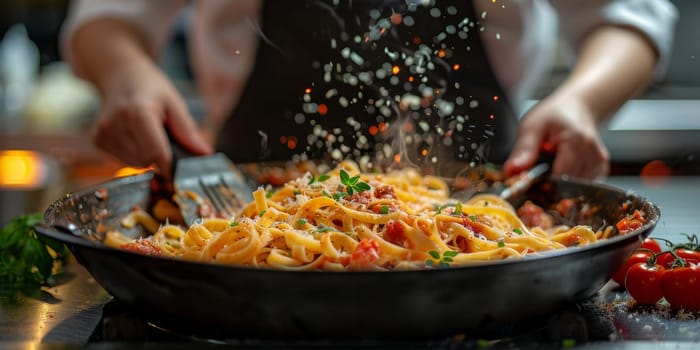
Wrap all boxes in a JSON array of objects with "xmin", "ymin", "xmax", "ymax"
[
  {"xmin": 612, "ymin": 251, "xmax": 653, "ymax": 285},
  {"xmin": 657, "ymin": 249, "xmax": 700, "ymax": 269},
  {"xmin": 661, "ymin": 264, "xmax": 700, "ymax": 309},
  {"xmin": 639, "ymin": 238, "xmax": 662, "ymax": 254},
  {"xmin": 625, "ymin": 261, "xmax": 665, "ymax": 305}
]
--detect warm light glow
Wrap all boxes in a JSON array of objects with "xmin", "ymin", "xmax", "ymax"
[
  {"xmin": 392, "ymin": 66, "xmax": 400, "ymax": 75},
  {"xmin": 421, "ymin": 149, "xmax": 428, "ymax": 157},
  {"xmin": 453, "ymin": 64, "xmax": 460, "ymax": 71},
  {"xmin": 379, "ymin": 122, "xmax": 389, "ymax": 133},
  {"xmin": 114, "ymin": 166, "xmax": 152, "ymax": 178},
  {"xmin": 393, "ymin": 154, "xmax": 401, "ymax": 163},
  {"xmin": 412, "ymin": 36, "xmax": 422, "ymax": 45},
  {"xmin": 408, "ymin": 76, "xmax": 414, "ymax": 82},
  {"xmin": 368, "ymin": 125, "xmax": 378, "ymax": 136},
  {"xmin": 0, "ymin": 150, "xmax": 46, "ymax": 188},
  {"xmin": 318, "ymin": 103, "xmax": 328, "ymax": 115},
  {"xmin": 438, "ymin": 50, "xmax": 446, "ymax": 58},
  {"xmin": 305, "ymin": 88, "xmax": 312, "ymax": 94},
  {"xmin": 493, "ymin": 95, "xmax": 500, "ymax": 101},
  {"xmin": 287, "ymin": 137, "xmax": 298, "ymax": 150}
]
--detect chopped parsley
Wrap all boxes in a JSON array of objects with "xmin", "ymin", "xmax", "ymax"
[
  {"xmin": 229, "ymin": 221, "xmax": 239, "ymax": 227},
  {"xmin": 259, "ymin": 210, "xmax": 267, "ymax": 216},
  {"xmin": 425, "ymin": 250, "xmax": 459, "ymax": 268},
  {"xmin": 296, "ymin": 219, "xmax": 307, "ymax": 228},
  {"xmin": 379, "ymin": 205, "xmax": 390, "ymax": 214},
  {"xmin": 497, "ymin": 238, "xmax": 505, "ymax": 248},
  {"xmin": 315, "ymin": 226, "xmax": 336, "ymax": 233},
  {"xmin": 469, "ymin": 215, "xmax": 477, "ymax": 222},
  {"xmin": 513, "ymin": 228, "xmax": 523, "ymax": 235},
  {"xmin": 265, "ymin": 188, "xmax": 275, "ymax": 198}
]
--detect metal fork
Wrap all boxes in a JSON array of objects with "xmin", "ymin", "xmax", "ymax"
[
  {"xmin": 199, "ymin": 172, "xmax": 247, "ymax": 219},
  {"xmin": 173, "ymin": 153, "xmax": 254, "ymax": 225}
]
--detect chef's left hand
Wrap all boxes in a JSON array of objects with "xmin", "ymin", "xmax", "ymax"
[{"xmin": 503, "ymin": 93, "xmax": 610, "ymax": 180}]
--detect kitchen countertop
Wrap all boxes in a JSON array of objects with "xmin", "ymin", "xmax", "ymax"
[{"xmin": 1, "ymin": 176, "xmax": 699, "ymax": 349}]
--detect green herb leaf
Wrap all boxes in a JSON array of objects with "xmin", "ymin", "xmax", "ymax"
[
  {"xmin": 322, "ymin": 190, "xmax": 332, "ymax": 198},
  {"xmin": 562, "ymin": 339, "xmax": 576, "ymax": 348},
  {"xmin": 339, "ymin": 169, "xmax": 350, "ymax": 184},
  {"xmin": 428, "ymin": 250, "xmax": 440, "ymax": 259},
  {"xmin": 497, "ymin": 239, "xmax": 505, "ymax": 248},
  {"xmin": 0, "ymin": 213, "xmax": 69, "ymax": 286},
  {"xmin": 259, "ymin": 210, "xmax": 267, "ymax": 216},
  {"xmin": 265, "ymin": 189, "xmax": 275, "ymax": 198},
  {"xmin": 349, "ymin": 175, "xmax": 360, "ymax": 185},
  {"xmin": 315, "ymin": 226, "xmax": 336, "ymax": 233},
  {"xmin": 332, "ymin": 192, "xmax": 347, "ymax": 201},
  {"xmin": 379, "ymin": 205, "xmax": 390, "ymax": 214},
  {"xmin": 425, "ymin": 259, "xmax": 435, "ymax": 267},
  {"xmin": 293, "ymin": 189, "xmax": 301, "ymax": 195},
  {"xmin": 454, "ymin": 201, "xmax": 463, "ymax": 216},
  {"xmin": 439, "ymin": 261, "xmax": 450, "ymax": 268},
  {"xmin": 229, "ymin": 221, "xmax": 239, "ymax": 227},
  {"xmin": 354, "ymin": 182, "xmax": 371, "ymax": 192},
  {"xmin": 513, "ymin": 228, "xmax": 523, "ymax": 235},
  {"xmin": 318, "ymin": 174, "xmax": 330, "ymax": 182},
  {"xmin": 443, "ymin": 250, "xmax": 459, "ymax": 258},
  {"xmin": 469, "ymin": 215, "xmax": 477, "ymax": 222},
  {"xmin": 296, "ymin": 219, "xmax": 307, "ymax": 227}
]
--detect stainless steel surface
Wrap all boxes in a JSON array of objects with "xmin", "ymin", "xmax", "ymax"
[
  {"xmin": 1, "ymin": 175, "xmax": 698, "ymax": 346},
  {"xmin": 0, "ymin": 255, "xmax": 110, "ymax": 343}
]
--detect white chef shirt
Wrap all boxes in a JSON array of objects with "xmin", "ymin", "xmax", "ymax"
[{"xmin": 60, "ymin": 0, "xmax": 678, "ymax": 123}]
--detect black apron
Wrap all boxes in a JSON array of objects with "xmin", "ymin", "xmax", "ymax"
[{"xmin": 216, "ymin": 0, "xmax": 517, "ymax": 175}]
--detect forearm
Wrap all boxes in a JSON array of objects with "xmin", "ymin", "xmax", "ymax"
[
  {"xmin": 552, "ymin": 25, "xmax": 658, "ymax": 125},
  {"xmin": 68, "ymin": 18, "xmax": 157, "ymax": 97}
]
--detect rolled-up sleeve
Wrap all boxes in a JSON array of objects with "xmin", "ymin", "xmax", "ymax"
[
  {"xmin": 60, "ymin": 0, "xmax": 186, "ymax": 76},
  {"xmin": 549, "ymin": 0, "xmax": 679, "ymax": 80}
]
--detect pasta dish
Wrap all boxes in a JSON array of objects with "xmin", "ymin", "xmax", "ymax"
[{"xmin": 104, "ymin": 162, "xmax": 621, "ymax": 271}]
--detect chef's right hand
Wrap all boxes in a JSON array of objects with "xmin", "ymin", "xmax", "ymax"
[{"xmin": 91, "ymin": 59, "xmax": 213, "ymax": 179}]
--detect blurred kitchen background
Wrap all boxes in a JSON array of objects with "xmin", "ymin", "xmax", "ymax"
[{"xmin": 0, "ymin": 0, "xmax": 698, "ymax": 225}]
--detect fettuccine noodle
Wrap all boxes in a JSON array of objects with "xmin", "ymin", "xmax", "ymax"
[{"xmin": 107, "ymin": 162, "xmax": 600, "ymax": 270}]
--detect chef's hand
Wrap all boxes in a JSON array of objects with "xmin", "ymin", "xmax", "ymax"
[
  {"xmin": 90, "ymin": 53, "xmax": 213, "ymax": 180},
  {"xmin": 503, "ymin": 92, "xmax": 610, "ymax": 180}
]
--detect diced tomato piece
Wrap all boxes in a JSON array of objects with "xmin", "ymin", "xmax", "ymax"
[
  {"xmin": 349, "ymin": 239, "xmax": 381, "ymax": 268},
  {"xmin": 374, "ymin": 185, "xmax": 397, "ymax": 199},
  {"xmin": 555, "ymin": 198, "xmax": 576, "ymax": 218},
  {"xmin": 562, "ymin": 234, "xmax": 582, "ymax": 247},
  {"xmin": 121, "ymin": 239, "xmax": 162, "ymax": 256},
  {"xmin": 616, "ymin": 209, "xmax": 646, "ymax": 235},
  {"xmin": 517, "ymin": 201, "xmax": 552, "ymax": 228},
  {"xmin": 384, "ymin": 220, "xmax": 406, "ymax": 245}
]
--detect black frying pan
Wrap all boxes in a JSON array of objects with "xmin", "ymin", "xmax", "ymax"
[{"xmin": 35, "ymin": 172, "xmax": 659, "ymax": 338}]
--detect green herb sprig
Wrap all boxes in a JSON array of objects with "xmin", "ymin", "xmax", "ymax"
[
  {"xmin": 339, "ymin": 169, "xmax": 371, "ymax": 196},
  {"xmin": 0, "ymin": 213, "xmax": 69, "ymax": 286}
]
